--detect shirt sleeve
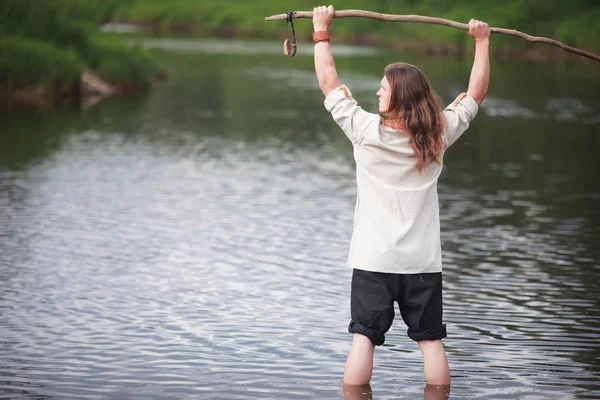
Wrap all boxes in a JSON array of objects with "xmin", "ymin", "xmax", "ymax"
[
  {"xmin": 442, "ymin": 92, "xmax": 479, "ymax": 148},
  {"xmin": 324, "ymin": 85, "xmax": 377, "ymax": 145}
]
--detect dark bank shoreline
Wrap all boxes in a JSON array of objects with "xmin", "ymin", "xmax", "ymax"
[{"xmin": 0, "ymin": 68, "xmax": 167, "ymax": 111}]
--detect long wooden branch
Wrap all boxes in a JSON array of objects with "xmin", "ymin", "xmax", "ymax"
[{"xmin": 265, "ymin": 10, "xmax": 600, "ymax": 63}]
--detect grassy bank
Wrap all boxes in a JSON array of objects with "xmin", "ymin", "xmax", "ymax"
[
  {"xmin": 112, "ymin": 0, "xmax": 600, "ymax": 58},
  {"xmin": 0, "ymin": 0, "xmax": 164, "ymax": 106}
]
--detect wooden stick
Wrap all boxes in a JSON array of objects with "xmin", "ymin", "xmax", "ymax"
[{"xmin": 265, "ymin": 10, "xmax": 600, "ymax": 63}]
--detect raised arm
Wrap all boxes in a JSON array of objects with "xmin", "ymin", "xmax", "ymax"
[
  {"xmin": 313, "ymin": 5, "xmax": 340, "ymax": 97},
  {"xmin": 466, "ymin": 19, "xmax": 491, "ymax": 106}
]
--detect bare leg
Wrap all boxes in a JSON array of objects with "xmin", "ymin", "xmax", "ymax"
[
  {"xmin": 343, "ymin": 333, "xmax": 375, "ymax": 385},
  {"xmin": 424, "ymin": 383, "xmax": 450, "ymax": 400},
  {"xmin": 343, "ymin": 383, "xmax": 373, "ymax": 400},
  {"xmin": 418, "ymin": 340, "xmax": 450, "ymax": 385}
]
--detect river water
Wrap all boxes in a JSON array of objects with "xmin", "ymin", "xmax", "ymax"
[{"xmin": 1, "ymin": 39, "xmax": 599, "ymax": 399}]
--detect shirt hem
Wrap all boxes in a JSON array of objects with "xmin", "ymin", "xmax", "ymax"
[{"xmin": 347, "ymin": 263, "xmax": 443, "ymax": 274}]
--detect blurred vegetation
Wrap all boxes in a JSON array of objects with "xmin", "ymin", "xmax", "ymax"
[
  {"xmin": 1, "ymin": 0, "xmax": 596, "ymax": 100},
  {"xmin": 0, "ymin": 38, "xmax": 85, "ymax": 88},
  {"xmin": 112, "ymin": 0, "xmax": 600, "ymax": 54},
  {"xmin": 0, "ymin": 0, "xmax": 163, "ymax": 95}
]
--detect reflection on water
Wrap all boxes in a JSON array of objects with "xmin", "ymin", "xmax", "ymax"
[
  {"xmin": 343, "ymin": 384, "xmax": 449, "ymax": 400},
  {"xmin": 136, "ymin": 38, "xmax": 382, "ymax": 57},
  {"xmin": 0, "ymin": 39, "xmax": 599, "ymax": 399}
]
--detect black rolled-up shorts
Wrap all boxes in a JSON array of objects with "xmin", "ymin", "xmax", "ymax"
[{"xmin": 348, "ymin": 268, "xmax": 447, "ymax": 346}]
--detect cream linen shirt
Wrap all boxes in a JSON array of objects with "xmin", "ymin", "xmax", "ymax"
[{"xmin": 324, "ymin": 85, "xmax": 479, "ymax": 274}]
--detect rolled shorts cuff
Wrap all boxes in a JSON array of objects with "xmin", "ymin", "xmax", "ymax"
[
  {"xmin": 348, "ymin": 320, "xmax": 386, "ymax": 346},
  {"xmin": 408, "ymin": 324, "xmax": 447, "ymax": 342}
]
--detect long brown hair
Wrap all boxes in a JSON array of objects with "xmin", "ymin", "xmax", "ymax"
[{"xmin": 381, "ymin": 62, "xmax": 445, "ymax": 173}]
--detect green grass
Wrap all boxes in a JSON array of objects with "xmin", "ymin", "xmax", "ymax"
[
  {"xmin": 0, "ymin": 37, "xmax": 85, "ymax": 89},
  {"xmin": 1, "ymin": 0, "xmax": 597, "ymax": 92},
  {"xmin": 0, "ymin": 0, "xmax": 162, "ymax": 90},
  {"xmin": 85, "ymin": 33, "xmax": 164, "ymax": 87},
  {"xmin": 113, "ymin": 0, "xmax": 600, "ymax": 53}
]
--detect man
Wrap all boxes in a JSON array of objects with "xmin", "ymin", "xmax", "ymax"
[{"xmin": 312, "ymin": 5, "xmax": 490, "ymax": 386}]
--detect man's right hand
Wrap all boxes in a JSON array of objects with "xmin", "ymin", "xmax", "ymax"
[
  {"xmin": 466, "ymin": 19, "xmax": 491, "ymax": 106},
  {"xmin": 468, "ymin": 19, "xmax": 490, "ymax": 42}
]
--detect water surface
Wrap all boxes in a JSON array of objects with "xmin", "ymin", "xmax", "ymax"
[{"xmin": 1, "ymin": 39, "xmax": 599, "ymax": 399}]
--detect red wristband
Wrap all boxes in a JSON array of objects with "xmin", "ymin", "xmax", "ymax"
[{"xmin": 312, "ymin": 31, "xmax": 330, "ymax": 44}]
